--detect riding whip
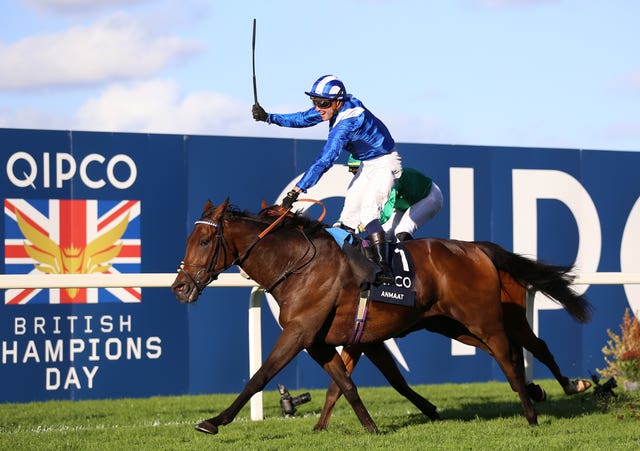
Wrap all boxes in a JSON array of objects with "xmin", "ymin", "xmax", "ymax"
[{"xmin": 252, "ymin": 18, "xmax": 259, "ymax": 105}]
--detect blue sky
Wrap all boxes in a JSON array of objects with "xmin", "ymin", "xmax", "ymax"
[{"xmin": 0, "ymin": 0, "xmax": 638, "ymax": 151}]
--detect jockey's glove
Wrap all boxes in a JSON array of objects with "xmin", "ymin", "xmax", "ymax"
[
  {"xmin": 281, "ymin": 189, "xmax": 299, "ymax": 210},
  {"xmin": 252, "ymin": 103, "xmax": 268, "ymax": 122}
]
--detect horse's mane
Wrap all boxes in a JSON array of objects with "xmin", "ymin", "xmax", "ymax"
[
  {"xmin": 201, "ymin": 204, "xmax": 251, "ymax": 220},
  {"xmin": 203, "ymin": 204, "xmax": 327, "ymax": 236},
  {"xmin": 257, "ymin": 205, "xmax": 327, "ymax": 236}
]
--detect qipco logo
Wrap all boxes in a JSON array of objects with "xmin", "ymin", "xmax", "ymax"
[{"xmin": 6, "ymin": 152, "xmax": 137, "ymax": 190}]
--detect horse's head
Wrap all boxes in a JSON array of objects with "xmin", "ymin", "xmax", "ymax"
[{"xmin": 171, "ymin": 198, "xmax": 233, "ymax": 303}]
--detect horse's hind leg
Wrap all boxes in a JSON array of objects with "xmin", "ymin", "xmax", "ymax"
[
  {"xmin": 314, "ymin": 343, "xmax": 441, "ymax": 431},
  {"xmin": 503, "ymin": 304, "xmax": 591, "ymax": 396},
  {"xmin": 363, "ymin": 342, "xmax": 440, "ymax": 421},
  {"xmin": 314, "ymin": 345, "xmax": 364, "ymax": 431},
  {"xmin": 484, "ymin": 330, "xmax": 538, "ymax": 425},
  {"xmin": 507, "ymin": 336, "xmax": 546, "ymax": 402},
  {"xmin": 499, "ymin": 272, "xmax": 591, "ymax": 396},
  {"xmin": 307, "ymin": 344, "xmax": 378, "ymax": 433}
]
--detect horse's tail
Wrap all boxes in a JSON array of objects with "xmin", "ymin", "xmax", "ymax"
[{"xmin": 475, "ymin": 241, "xmax": 593, "ymax": 323}]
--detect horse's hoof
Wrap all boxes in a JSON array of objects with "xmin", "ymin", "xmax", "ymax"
[
  {"xmin": 564, "ymin": 378, "xmax": 592, "ymax": 395},
  {"xmin": 195, "ymin": 420, "xmax": 219, "ymax": 434},
  {"xmin": 527, "ymin": 383, "xmax": 547, "ymax": 402},
  {"xmin": 574, "ymin": 379, "xmax": 592, "ymax": 393},
  {"xmin": 363, "ymin": 423, "xmax": 379, "ymax": 434}
]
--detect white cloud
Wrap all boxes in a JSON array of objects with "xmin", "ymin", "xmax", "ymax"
[
  {"xmin": 22, "ymin": 0, "xmax": 149, "ymax": 14},
  {"xmin": 0, "ymin": 14, "xmax": 202, "ymax": 89},
  {"xmin": 0, "ymin": 103, "xmax": 72, "ymax": 130},
  {"xmin": 74, "ymin": 79, "xmax": 279, "ymax": 136},
  {"xmin": 3, "ymin": 75, "xmax": 453, "ymax": 144},
  {"xmin": 72, "ymin": 79, "xmax": 461, "ymax": 144},
  {"xmin": 1, "ymin": 79, "xmax": 329, "ymax": 138}
]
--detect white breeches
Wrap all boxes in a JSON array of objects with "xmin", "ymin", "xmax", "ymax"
[
  {"xmin": 382, "ymin": 182, "xmax": 443, "ymax": 240},
  {"xmin": 339, "ymin": 151, "xmax": 402, "ymax": 230}
]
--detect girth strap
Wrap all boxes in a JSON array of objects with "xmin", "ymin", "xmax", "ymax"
[{"xmin": 347, "ymin": 289, "xmax": 370, "ymax": 346}]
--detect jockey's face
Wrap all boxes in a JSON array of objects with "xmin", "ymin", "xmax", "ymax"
[{"xmin": 312, "ymin": 97, "xmax": 343, "ymax": 121}]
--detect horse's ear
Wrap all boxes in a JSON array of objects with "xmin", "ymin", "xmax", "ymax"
[
  {"xmin": 261, "ymin": 200, "xmax": 268, "ymax": 209},
  {"xmin": 203, "ymin": 199, "xmax": 213, "ymax": 212},
  {"xmin": 211, "ymin": 197, "xmax": 229, "ymax": 218}
]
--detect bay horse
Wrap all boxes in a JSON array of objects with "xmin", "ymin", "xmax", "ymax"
[
  {"xmin": 314, "ymin": 253, "xmax": 593, "ymax": 430},
  {"xmin": 171, "ymin": 199, "xmax": 591, "ymax": 434}
]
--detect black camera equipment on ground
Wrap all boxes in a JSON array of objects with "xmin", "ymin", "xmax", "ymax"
[
  {"xmin": 590, "ymin": 371, "xmax": 617, "ymax": 400},
  {"xmin": 278, "ymin": 384, "xmax": 311, "ymax": 416}
]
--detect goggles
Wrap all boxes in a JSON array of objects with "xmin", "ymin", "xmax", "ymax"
[{"xmin": 311, "ymin": 97, "xmax": 333, "ymax": 109}]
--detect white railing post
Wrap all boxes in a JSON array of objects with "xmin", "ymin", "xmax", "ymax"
[
  {"xmin": 248, "ymin": 287, "xmax": 265, "ymax": 420},
  {"xmin": 524, "ymin": 287, "xmax": 536, "ymax": 382}
]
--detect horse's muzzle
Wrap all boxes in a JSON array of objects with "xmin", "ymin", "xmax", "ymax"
[{"xmin": 171, "ymin": 277, "xmax": 200, "ymax": 303}]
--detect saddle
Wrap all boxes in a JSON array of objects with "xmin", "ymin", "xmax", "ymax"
[
  {"xmin": 258, "ymin": 205, "xmax": 416, "ymax": 308},
  {"xmin": 326, "ymin": 228, "xmax": 416, "ymax": 308}
]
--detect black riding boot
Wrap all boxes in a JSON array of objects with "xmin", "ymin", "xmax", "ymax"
[{"xmin": 368, "ymin": 231, "xmax": 393, "ymax": 285}]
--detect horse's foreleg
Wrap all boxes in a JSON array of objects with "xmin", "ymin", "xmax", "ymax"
[
  {"xmin": 504, "ymin": 307, "xmax": 591, "ymax": 396},
  {"xmin": 307, "ymin": 344, "xmax": 378, "ymax": 433},
  {"xmin": 196, "ymin": 328, "xmax": 305, "ymax": 435},
  {"xmin": 314, "ymin": 345, "xmax": 363, "ymax": 431}
]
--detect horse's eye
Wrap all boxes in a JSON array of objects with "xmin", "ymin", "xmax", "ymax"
[{"xmin": 199, "ymin": 237, "xmax": 211, "ymax": 247}]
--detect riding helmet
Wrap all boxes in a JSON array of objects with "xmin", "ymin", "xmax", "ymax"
[{"xmin": 305, "ymin": 75, "xmax": 348, "ymax": 100}]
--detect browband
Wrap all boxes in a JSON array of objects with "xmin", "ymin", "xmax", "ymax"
[{"xmin": 194, "ymin": 220, "xmax": 219, "ymax": 228}]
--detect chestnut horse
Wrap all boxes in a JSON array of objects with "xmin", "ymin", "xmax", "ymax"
[
  {"xmin": 171, "ymin": 199, "xmax": 591, "ymax": 434},
  {"xmin": 315, "ymin": 255, "xmax": 593, "ymax": 430}
]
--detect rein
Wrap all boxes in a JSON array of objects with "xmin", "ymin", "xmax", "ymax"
[
  {"xmin": 257, "ymin": 207, "xmax": 290, "ymax": 239},
  {"xmin": 180, "ymin": 200, "xmax": 324, "ymax": 294}
]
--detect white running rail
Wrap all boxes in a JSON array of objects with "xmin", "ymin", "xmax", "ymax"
[
  {"xmin": 2, "ymin": 271, "xmax": 640, "ymax": 420},
  {"xmin": 0, "ymin": 272, "xmax": 264, "ymax": 420}
]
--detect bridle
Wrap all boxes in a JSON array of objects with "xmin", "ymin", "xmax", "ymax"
[
  {"xmin": 177, "ymin": 205, "xmax": 320, "ymax": 294},
  {"xmin": 177, "ymin": 218, "xmax": 233, "ymax": 296}
]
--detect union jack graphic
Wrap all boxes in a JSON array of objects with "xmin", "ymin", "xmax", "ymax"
[{"xmin": 4, "ymin": 199, "xmax": 141, "ymax": 304}]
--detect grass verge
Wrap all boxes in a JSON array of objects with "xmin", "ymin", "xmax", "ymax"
[{"xmin": 1, "ymin": 380, "xmax": 639, "ymax": 450}]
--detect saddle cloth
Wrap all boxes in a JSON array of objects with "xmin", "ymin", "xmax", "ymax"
[
  {"xmin": 369, "ymin": 243, "xmax": 416, "ymax": 307},
  {"xmin": 326, "ymin": 227, "xmax": 416, "ymax": 308}
]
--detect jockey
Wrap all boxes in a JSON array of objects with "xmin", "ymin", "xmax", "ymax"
[
  {"xmin": 347, "ymin": 156, "xmax": 443, "ymax": 242},
  {"xmin": 252, "ymin": 74, "xmax": 401, "ymax": 285}
]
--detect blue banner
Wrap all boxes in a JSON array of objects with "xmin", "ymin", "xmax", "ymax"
[{"xmin": 1, "ymin": 127, "xmax": 638, "ymax": 401}]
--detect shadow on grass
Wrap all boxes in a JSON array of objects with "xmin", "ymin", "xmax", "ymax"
[
  {"xmin": 379, "ymin": 393, "xmax": 605, "ymax": 431},
  {"xmin": 177, "ymin": 387, "xmax": 640, "ymax": 435}
]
